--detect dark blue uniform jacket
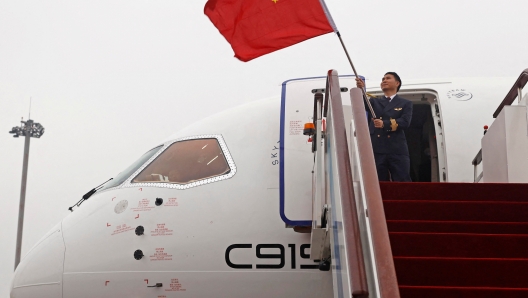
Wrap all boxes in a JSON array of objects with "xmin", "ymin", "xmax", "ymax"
[{"xmin": 366, "ymin": 95, "xmax": 413, "ymax": 155}]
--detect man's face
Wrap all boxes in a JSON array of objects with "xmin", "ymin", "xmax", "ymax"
[{"xmin": 380, "ymin": 74, "xmax": 400, "ymax": 92}]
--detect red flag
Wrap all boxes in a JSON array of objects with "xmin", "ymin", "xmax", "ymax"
[{"xmin": 204, "ymin": 0, "xmax": 337, "ymax": 62}]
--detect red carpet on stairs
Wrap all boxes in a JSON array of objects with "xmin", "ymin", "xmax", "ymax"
[
  {"xmin": 380, "ymin": 182, "xmax": 528, "ymax": 298},
  {"xmin": 387, "ymin": 220, "xmax": 528, "ymax": 234}
]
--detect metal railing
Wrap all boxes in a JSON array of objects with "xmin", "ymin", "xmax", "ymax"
[
  {"xmin": 472, "ymin": 68, "xmax": 528, "ymax": 182},
  {"xmin": 493, "ymin": 68, "xmax": 528, "ymax": 118},
  {"xmin": 472, "ymin": 149, "xmax": 483, "ymax": 182},
  {"xmin": 323, "ymin": 70, "xmax": 369, "ymax": 297},
  {"xmin": 348, "ymin": 87, "xmax": 400, "ymax": 298},
  {"xmin": 314, "ymin": 70, "xmax": 399, "ymax": 297}
]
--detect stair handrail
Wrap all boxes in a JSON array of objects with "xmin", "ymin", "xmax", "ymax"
[
  {"xmin": 493, "ymin": 68, "xmax": 528, "ymax": 118},
  {"xmin": 472, "ymin": 149, "xmax": 483, "ymax": 182},
  {"xmin": 473, "ymin": 68, "xmax": 528, "ymax": 183},
  {"xmin": 323, "ymin": 70, "xmax": 369, "ymax": 297},
  {"xmin": 348, "ymin": 88, "xmax": 401, "ymax": 298}
]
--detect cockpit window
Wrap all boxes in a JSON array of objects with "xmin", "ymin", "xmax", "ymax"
[
  {"xmin": 132, "ymin": 138, "xmax": 231, "ymax": 185},
  {"xmin": 98, "ymin": 146, "xmax": 162, "ymax": 192}
]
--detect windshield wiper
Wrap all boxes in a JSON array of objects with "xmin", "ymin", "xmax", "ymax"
[{"xmin": 68, "ymin": 178, "xmax": 113, "ymax": 212}]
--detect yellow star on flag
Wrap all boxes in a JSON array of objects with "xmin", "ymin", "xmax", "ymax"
[{"xmin": 272, "ymin": 0, "xmax": 278, "ymax": 3}]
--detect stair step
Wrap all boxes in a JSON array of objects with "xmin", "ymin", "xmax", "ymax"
[
  {"xmin": 399, "ymin": 285, "xmax": 528, "ymax": 298},
  {"xmin": 390, "ymin": 232, "xmax": 528, "ymax": 258},
  {"xmin": 383, "ymin": 200, "xmax": 528, "ymax": 222},
  {"xmin": 380, "ymin": 182, "xmax": 528, "ymax": 202},
  {"xmin": 394, "ymin": 257, "xmax": 528, "ymax": 288},
  {"xmin": 378, "ymin": 182, "xmax": 528, "ymax": 296},
  {"xmin": 387, "ymin": 220, "xmax": 528, "ymax": 234}
]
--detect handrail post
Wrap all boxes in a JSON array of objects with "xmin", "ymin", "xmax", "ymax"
[
  {"xmin": 325, "ymin": 70, "xmax": 369, "ymax": 297},
  {"xmin": 472, "ymin": 149, "xmax": 483, "ymax": 183},
  {"xmin": 350, "ymin": 87, "xmax": 401, "ymax": 298},
  {"xmin": 523, "ymin": 86, "xmax": 528, "ymax": 137}
]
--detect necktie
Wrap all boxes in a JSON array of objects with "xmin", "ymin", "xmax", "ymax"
[{"xmin": 379, "ymin": 97, "xmax": 389, "ymax": 108}]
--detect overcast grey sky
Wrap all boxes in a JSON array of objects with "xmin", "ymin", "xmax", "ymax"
[{"xmin": 1, "ymin": 0, "xmax": 528, "ymax": 296}]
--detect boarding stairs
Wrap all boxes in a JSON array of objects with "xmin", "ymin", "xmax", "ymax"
[
  {"xmin": 308, "ymin": 70, "xmax": 528, "ymax": 298},
  {"xmin": 384, "ymin": 182, "xmax": 528, "ymax": 297}
]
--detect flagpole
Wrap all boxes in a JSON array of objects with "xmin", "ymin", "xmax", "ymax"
[{"xmin": 336, "ymin": 31, "xmax": 377, "ymax": 119}]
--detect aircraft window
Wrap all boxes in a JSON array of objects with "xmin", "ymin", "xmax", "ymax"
[
  {"xmin": 132, "ymin": 138, "xmax": 231, "ymax": 185},
  {"xmin": 98, "ymin": 146, "xmax": 162, "ymax": 192}
]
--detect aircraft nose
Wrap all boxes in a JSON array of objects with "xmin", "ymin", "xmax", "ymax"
[{"xmin": 10, "ymin": 222, "xmax": 65, "ymax": 298}]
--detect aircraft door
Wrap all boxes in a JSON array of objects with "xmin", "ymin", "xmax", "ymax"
[{"xmin": 280, "ymin": 79, "xmax": 324, "ymax": 226}]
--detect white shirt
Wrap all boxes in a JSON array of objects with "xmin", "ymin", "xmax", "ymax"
[{"xmin": 385, "ymin": 94, "xmax": 397, "ymax": 102}]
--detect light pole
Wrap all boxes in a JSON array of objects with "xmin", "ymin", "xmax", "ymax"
[{"xmin": 9, "ymin": 119, "xmax": 45, "ymax": 270}]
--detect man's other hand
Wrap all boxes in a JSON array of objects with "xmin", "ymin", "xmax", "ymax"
[
  {"xmin": 373, "ymin": 119, "xmax": 384, "ymax": 128},
  {"xmin": 355, "ymin": 78, "xmax": 365, "ymax": 89}
]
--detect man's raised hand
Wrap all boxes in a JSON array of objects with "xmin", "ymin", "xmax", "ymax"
[{"xmin": 355, "ymin": 78, "xmax": 365, "ymax": 89}]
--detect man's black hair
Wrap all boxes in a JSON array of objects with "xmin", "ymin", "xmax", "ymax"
[{"xmin": 385, "ymin": 72, "xmax": 402, "ymax": 92}]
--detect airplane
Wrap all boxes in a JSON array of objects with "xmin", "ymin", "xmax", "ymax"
[{"xmin": 9, "ymin": 69, "xmax": 528, "ymax": 298}]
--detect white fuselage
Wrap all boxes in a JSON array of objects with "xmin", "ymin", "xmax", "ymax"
[{"xmin": 10, "ymin": 75, "xmax": 515, "ymax": 298}]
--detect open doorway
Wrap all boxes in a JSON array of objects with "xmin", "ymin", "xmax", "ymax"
[
  {"xmin": 404, "ymin": 101, "xmax": 438, "ymax": 182},
  {"xmin": 365, "ymin": 90, "xmax": 444, "ymax": 182},
  {"xmin": 400, "ymin": 92, "xmax": 443, "ymax": 182}
]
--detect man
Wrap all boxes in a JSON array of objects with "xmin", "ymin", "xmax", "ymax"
[{"xmin": 356, "ymin": 72, "xmax": 413, "ymax": 182}]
